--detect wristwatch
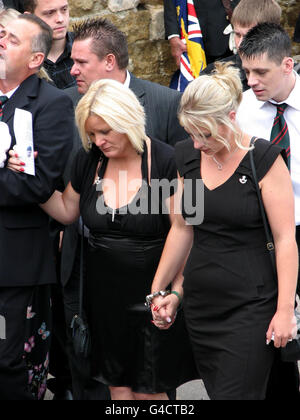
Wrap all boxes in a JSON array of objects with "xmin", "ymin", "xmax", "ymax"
[{"xmin": 145, "ymin": 290, "xmax": 170, "ymax": 308}]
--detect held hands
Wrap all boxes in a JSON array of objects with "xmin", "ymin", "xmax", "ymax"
[
  {"xmin": 151, "ymin": 293, "xmax": 181, "ymax": 330},
  {"xmin": 266, "ymin": 309, "xmax": 297, "ymax": 348}
]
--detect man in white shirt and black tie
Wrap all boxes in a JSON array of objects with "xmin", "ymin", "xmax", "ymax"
[{"xmin": 236, "ymin": 22, "xmax": 300, "ymax": 400}]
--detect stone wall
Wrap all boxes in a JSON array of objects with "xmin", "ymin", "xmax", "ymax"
[{"xmin": 69, "ymin": 0, "xmax": 300, "ymax": 86}]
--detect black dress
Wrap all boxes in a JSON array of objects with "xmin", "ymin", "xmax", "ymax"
[
  {"xmin": 175, "ymin": 138, "xmax": 284, "ymax": 400},
  {"xmin": 71, "ymin": 139, "xmax": 196, "ymax": 394}
]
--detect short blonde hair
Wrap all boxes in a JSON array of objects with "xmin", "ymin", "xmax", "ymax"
[
  {"xmin": 76, "ymin": 79, "xmax": 146, "ymax": 153},
  {"xmin": 178, "ymin": 62, "xmax": 244, "ymax": 150}
]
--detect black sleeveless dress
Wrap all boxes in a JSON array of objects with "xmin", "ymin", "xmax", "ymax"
[
  {"xmin": 71, "ymin": 140, "xmax": 197, "ymax": 393},
  {"xmin": 175, "ymin": 138, "xmax": 285, "ymax": 400}
]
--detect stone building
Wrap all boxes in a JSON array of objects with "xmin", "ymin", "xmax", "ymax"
[{"xmin": 68, "ymin": 0, "xmax": 300, "ymax": 86}]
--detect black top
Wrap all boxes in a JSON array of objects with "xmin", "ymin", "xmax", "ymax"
[
  {"xmin": 43, "ymin": 32, "xmax": 77, "ymax": 90},
  {"xmin": 71, "ymin": 139, "xmax": 177, "ymax": 236},
  {"xmin": 175, "ymin": 137, "xmax": 285, "ymax": 248}
]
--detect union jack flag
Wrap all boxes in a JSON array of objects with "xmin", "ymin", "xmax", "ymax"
[{"xmin": 170, "ymin": 0, "xmax": 207, "ymax": 92}]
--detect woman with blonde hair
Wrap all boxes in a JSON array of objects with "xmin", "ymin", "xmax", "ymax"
[
  {"xmin": 150, "ymin": 62, "xmax": 298, "ymax": 400},
  {"xmin": 10, "ymin": 78, "xmax": 195, "ymax": 400}
]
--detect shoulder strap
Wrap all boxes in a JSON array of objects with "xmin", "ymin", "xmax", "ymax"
[
  {"xmin": 249, "ymin": 137, "xmax": 277, "ymax": 277},
  {"xmin": 79, "ymin": 220, "xmax": 85, "ymax": 317}
]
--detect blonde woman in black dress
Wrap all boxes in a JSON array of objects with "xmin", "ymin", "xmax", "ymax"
[
  {"xmin": 151, "ymin": 63, "xmax": 298, "ymax": 400},
  {"xmin": 13, "ymin": 78, "xmax": 196, "ymax": 400}
]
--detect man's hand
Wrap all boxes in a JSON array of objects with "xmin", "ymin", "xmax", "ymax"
[{"xmin": 169, "ymin": 37, "xmax": 187, "ymax": 68}]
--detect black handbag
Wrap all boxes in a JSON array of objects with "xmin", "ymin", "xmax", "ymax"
[
  {"xmin": 249, "ymin": 137, "xmax": 300, "ymax": 362},
  {"xmin": 70, "ymin": 221, "xmax": 91, "ymax": 358}
]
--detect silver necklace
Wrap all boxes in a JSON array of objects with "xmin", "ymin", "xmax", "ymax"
[{"xmin": 211, "ymin": 146, "xmax": 239, "ymax": 171}]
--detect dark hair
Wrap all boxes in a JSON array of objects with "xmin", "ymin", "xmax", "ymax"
[
  {"xmin": 73, "ymin": 18, "xmax": 129, "ymax": 70},
  {"xmin": 239, "ymin": 22, "xmax": 291, "ymax": 65},
  {"xmin": 23, "ymin": 0, "xmax": 38, "ymax": 13},
  {"xmin": 18, "ymin": 14, "xmax": 53, "ymax": 58}
]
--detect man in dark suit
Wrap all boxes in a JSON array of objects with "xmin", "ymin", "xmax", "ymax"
[
  {"xmin": 60, "ymin": 18, "xmax": 185, "ymax": 400},
  {"xmin": 164, "ymin": 0, "xmax": 240, "ymax": 65},
  {"xmin": 0, "ymin": 14, "xmax": 73, "ymax": 400}
]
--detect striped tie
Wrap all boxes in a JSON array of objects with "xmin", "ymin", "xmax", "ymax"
[
  {"xmin": 270, "ymin": 103, "xmax": 290, "ymax": 168},
  {"xmin": 0, "ymin": 95, "xmax": 8, "ymax": 121}
]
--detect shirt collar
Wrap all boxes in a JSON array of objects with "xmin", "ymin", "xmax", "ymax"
[
  {"xmin": 260, "ymin": 71, "xmax": 300, "ymax": 111},
  {"xmin": 0, "ymin": 86, "xmax": 19, "ymax": 99},
  {"xmin": 124, "ymin": 70, "xmax": 131, "ymax": 88}
]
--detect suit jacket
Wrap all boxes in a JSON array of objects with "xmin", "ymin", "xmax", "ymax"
[
  {"xmin": 0, "ymin": 74, "xmax": 74, "ymax": 287},
  {"xmin": 60, "ymin": 73, "xmax": 188, "ymax": 286},
  {"xmin": 164, "ymin": 0, "xmax": 240, "ymax": 59}
]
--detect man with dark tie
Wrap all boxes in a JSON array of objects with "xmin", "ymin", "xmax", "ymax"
[
  {"xmin": 236, "ymin": 22, "xmax": 300, "ymax": 400},
  {"xmin": 0, "ymin": 13, "xmax": 73, "ymax": 399}
]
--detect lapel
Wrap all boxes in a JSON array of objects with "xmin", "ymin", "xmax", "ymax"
[
  {"xmin": 129, "ymin": 73, "xmax": 146, "ymax": 108},
  {"xmin": 2, "ymin": 74, "xmax": 39, "ymax": 125}
]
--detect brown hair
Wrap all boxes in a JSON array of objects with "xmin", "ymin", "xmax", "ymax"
[
  {"xmin": 231, "ymin": 0, "xmax": 281, "ymax": 28},
  {"xmin": 72, "ymin": 18, "xmax": 129, "ymax": 70}
]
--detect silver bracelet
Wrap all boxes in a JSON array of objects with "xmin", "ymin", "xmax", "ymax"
[{"xmin": 145, "ymin": 290, "xmax": 170, "ymax": 308}]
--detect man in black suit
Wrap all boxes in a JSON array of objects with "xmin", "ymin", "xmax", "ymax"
[
  {"xmin": 164, "ymin": 0, "xmax": 240, "ymax": 66},
  {"xmin": 60, "ymin": 18, "xmax": 185, "ymax": 400},
  {"xmin": 0, "ymin": 14, "xmax": 73, "ymax": 400}
]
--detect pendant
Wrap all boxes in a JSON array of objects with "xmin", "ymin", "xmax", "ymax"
[{"xmin": 212, "ymin": 156, "xmax": 223, "ymax": 170}]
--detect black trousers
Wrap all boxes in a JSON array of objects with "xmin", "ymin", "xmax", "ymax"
[{"xmin": 0, "ymin": 286, "xmax": 51, "ymax": 400}]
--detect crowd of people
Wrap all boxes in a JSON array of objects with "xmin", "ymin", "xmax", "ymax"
[{"xmin": 0, "ymin": 0, "xmax": 299, "ymax": 401}]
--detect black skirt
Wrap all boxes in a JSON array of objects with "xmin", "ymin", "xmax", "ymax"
[{"xmin": 85, "ymin": 234, "xmax": 197, "ymax": 394}]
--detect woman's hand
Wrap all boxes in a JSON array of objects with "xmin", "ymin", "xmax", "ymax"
[
  {"xmin": 151, "ymin": 293, "xmax": 181, "ymax": 330},
  {"xmin": 266, "ymin": 310, "xmax": 297, "ymax": 348},
  {"xmin": 7, "ymin": 149, "xmax": 38, "ymax": 172},
  {"xmin": 7, "ymin": 150, "xmax": 25, "ymax": 172}
]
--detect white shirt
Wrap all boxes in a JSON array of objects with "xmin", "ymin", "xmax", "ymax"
[
  {"xmin": 237, "ymin": 72, "xmax": 300, "ymax": 225},
  {"xmin": 124, "ymin": 70, "xmax": 131, "ymax": 88}
]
